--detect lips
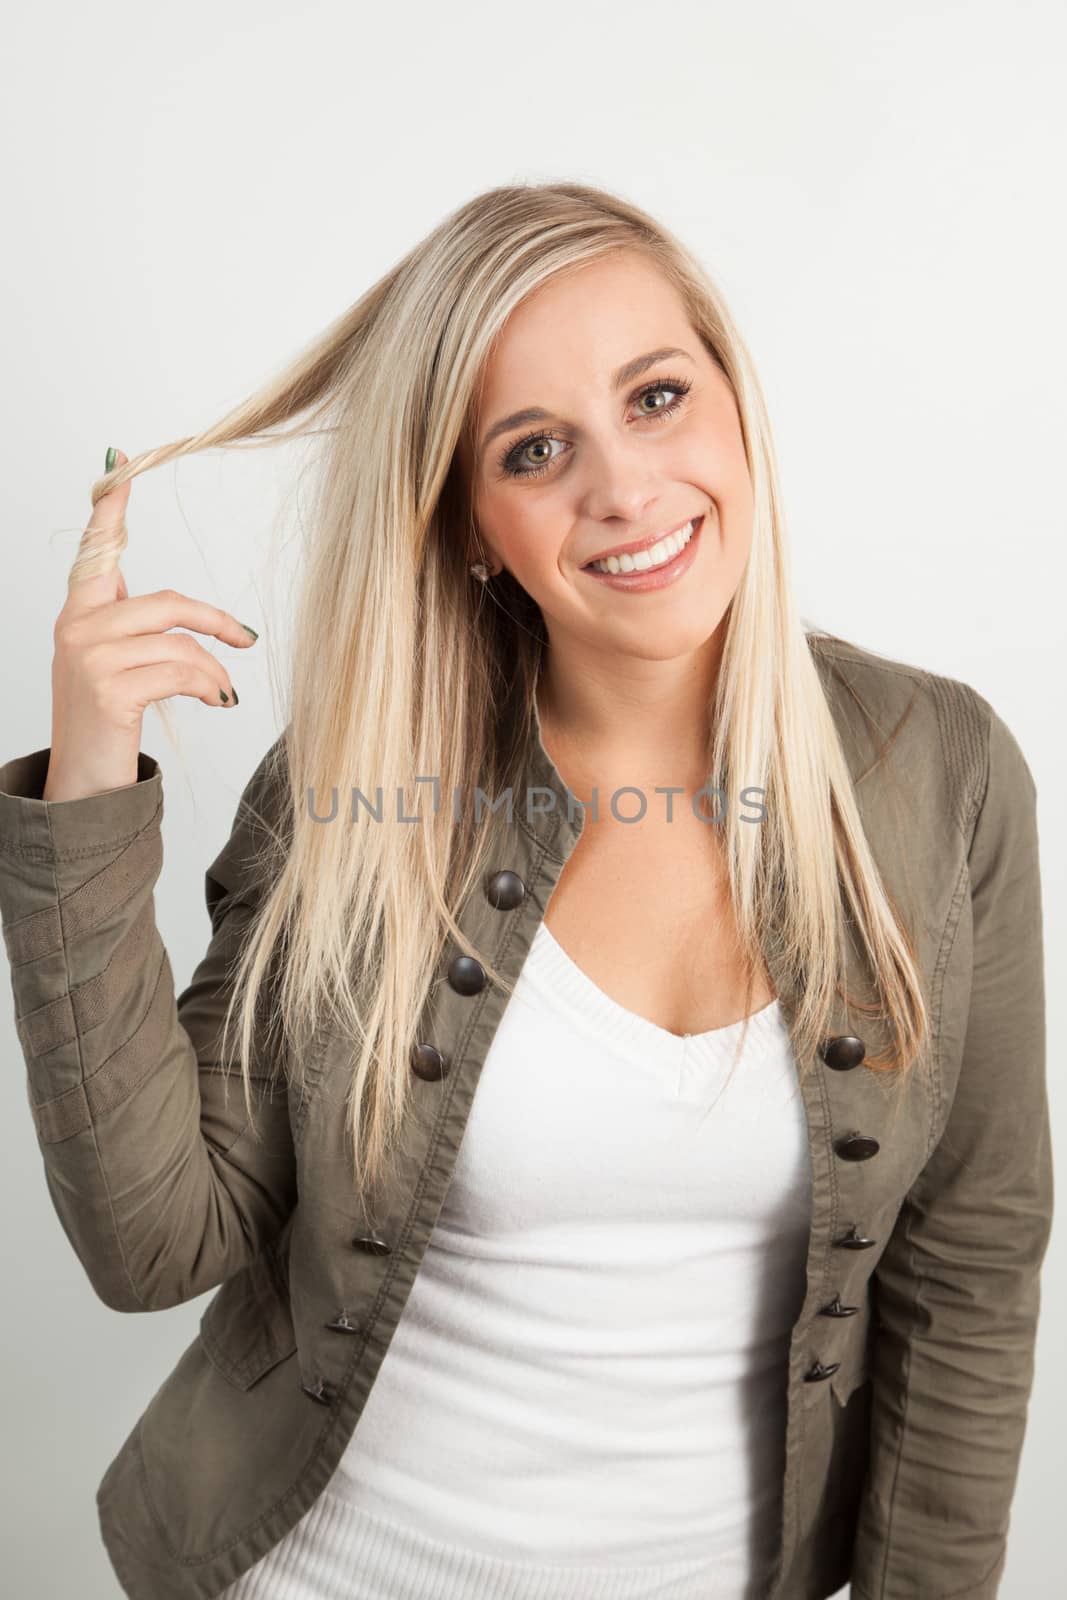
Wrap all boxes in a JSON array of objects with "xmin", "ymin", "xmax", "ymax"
[{"xmin": 581, "ymin": 514, "xmax": 702, "ymax": 569}]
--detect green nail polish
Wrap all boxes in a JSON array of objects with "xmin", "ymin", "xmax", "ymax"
[
  {"xmin": 105, "ymin": 446, "xmax": 117, "ymax": 472},
  {"xmin": 240, "ymin": 623, "xmax": 259, "ymax": 641},
  {"xmin": 220, "ymin": 689, "xmax": 230, "ymax": 704},
  {"xmin": 231, "ymin": 686, "xmax": 239, "ymax": 706}
]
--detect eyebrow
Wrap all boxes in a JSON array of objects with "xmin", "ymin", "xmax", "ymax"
[{"xmin": 478, "ymin": 345, "xmax": 696, "ymax": 463}]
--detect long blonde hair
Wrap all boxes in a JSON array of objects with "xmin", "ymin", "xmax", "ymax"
[{"xmin": 74, "ymin": 181, "xmax": 929, "ymax": 1211}]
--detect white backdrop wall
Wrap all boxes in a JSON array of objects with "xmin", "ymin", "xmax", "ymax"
[{"xmin": 2, "ymin": 2, "xmax": 1063, "ymax": 1594}]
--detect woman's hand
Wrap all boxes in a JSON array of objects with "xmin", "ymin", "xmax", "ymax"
[{"xmin": 43, "ymin": 449, "xmax": 259, "ymax": 802}]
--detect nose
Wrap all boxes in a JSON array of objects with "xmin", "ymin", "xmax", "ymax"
[{"xmin": 575, "ymin": 431, "xmax": 664, "ymax": 527}]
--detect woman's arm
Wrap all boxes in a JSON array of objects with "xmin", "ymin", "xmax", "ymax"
[
  {"xmin": 0, "ymin": 737, "xmax": 298, "ymax": 1311},
  {"xmin": 851, "ymin": 702, "xmax": 1053, "ymax": 1598}
]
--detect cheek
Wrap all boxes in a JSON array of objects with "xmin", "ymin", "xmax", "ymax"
[
  {"xmin": 478, "ymin": 488, "xmax": 567, "ymax": 579},
  {"xmin": 683, "ymin": 422, "xmax": 753, "ymax": 530},
  {"xmin": 506, "ymin": 514, "xmax": 566, "ymax": 580},
  {"xmin": 679, "ymin": 412, "xmax": 744, "ymax": 485}
]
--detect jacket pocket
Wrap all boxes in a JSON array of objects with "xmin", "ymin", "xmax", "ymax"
[{"xmin": 198, "ymin": 1240, "xmax": 297, "ymax": 1390}]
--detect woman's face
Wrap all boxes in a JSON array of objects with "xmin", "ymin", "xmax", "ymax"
[{"xmin": 463, "ymin": 250, "xmax": 755, "ymax": 666}]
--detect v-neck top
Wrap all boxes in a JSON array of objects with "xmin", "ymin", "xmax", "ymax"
[
  {"xmin": 532, "ymin": 919, "xmax": 787, "ymax": 1095},
  {"xmin": 221, "ymin": 919, "xmax": 814, "ymax": 1599}
]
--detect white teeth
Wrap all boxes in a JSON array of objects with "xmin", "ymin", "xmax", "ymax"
[{"xmin": 590, "ymin": 519, "xmax": 696, "ymax": 576}]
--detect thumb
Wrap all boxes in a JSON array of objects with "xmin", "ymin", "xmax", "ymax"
[{"xmin": 68, "ymin": 447, "xmax": 131, "ymax": 610}]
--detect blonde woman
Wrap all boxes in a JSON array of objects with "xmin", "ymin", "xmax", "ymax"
[{"xmin": 0, "ymin": 183, "xmax": 1050, "ymax": 1600}]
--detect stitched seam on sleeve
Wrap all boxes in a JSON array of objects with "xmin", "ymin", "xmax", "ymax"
[
  {"xmin": 0, "ymin": 796, "xmax": 163, "ymax": 863},
  {"xmin": 931, "ymin": 677, "xmax": 990, "ymax": 849},
  {"xmin": 924, "ymin": 850, "xmax": 971, "ymax": 1155},
  {"xmin": 48, "ymin": 802, "xmax": 148, "ymax": 1310},
  {"xmin": 874, "ymin": 844, "xmax": 978, "ymax": 1593}
]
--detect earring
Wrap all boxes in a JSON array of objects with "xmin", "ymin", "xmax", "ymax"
[{"xmin": 470, "ymin": 560, "xmax": 491, "ymax": 583}]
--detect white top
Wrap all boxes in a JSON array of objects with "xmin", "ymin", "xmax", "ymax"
[{"xmin": 221, "ymin": 920, "xmax": 813, "ymax": 1599}]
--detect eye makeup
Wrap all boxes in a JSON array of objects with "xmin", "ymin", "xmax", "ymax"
[{"xmin": 496, "ymin": 376, "xmax": 693, "ymax": 480}]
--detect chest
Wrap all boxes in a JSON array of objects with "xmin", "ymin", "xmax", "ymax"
[{"xmin": 541, "ymin": 807, "xmax": 776, "ymax": 1038}]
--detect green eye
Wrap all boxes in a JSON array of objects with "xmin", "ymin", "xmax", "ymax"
[{"xmin": 499, "ymin": 376, "xmax": 693, "ymax": 480}]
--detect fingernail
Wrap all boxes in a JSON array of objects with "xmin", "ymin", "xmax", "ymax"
[
  {"xmin": 219, "ymin": 689, "xmax": 230, "ymax": 704},
  {"xmin": 105, "ymin": 446, "xmax": 117, "ymax": 472},
  {"xmin": 230, "ymin": 686, "xmax": 240, "ymax": 706},
  {"xmin": 239, "ymin": 622, "xmax": 259, "ymax": 641}
]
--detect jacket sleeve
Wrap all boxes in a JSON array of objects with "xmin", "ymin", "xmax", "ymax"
[
  {"xmin": 0, "ymin": 737, "xmax": 299, "ymax": 1312},
  {"xmin": 851, "ymin": 701, "xmax": 1053, "ymax": 1599}
]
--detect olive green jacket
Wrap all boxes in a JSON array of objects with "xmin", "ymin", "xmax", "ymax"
[{"xmin": 0, "ymin": 633, "xmax": 1052, "ymax": 1599}]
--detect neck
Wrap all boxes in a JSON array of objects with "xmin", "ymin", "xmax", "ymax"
[{"xmin": 534, "ymin": 630, "xmax": 725, "ymax": 798}]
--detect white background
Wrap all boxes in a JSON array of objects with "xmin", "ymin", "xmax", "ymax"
[{"xmin": 1, "ymin": 1, "xmax": 1064, "ymax": 1593}]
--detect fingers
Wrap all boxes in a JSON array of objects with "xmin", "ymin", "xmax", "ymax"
[
  {"xmin": 84, "ymin": 629, "xmax": 241, "ymax": 709},
  {"xmin": 67, "ymin": 448, "xmax": 131, "ymax": 611},
  {"xmin": 52, "ymin": 448, "xmax": 261, "ymax": 747},
  {"xmin": 121, "ymin": 662, "xmax": 241, "ymax": 711},
  {"xmin": 60, "ymin": 588, "xmax": 261, "ymax": 652}
]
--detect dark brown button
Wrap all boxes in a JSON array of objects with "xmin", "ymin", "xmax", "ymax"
[
  {"xmin": 819, "ymin": 1035, "xmax": 866, "ymax": 1071},
  {"xmin": 833, "ymin": 1224, "xmax": 876, "ymax": 1251},
  {"xmin": 301, "ymin": 1376, "xmax": 335, "ymax": 1406},
  {"xmin": 819, "ymin": 1294, "xmax": 860, "ymax": 1318},
  {"xmin": 485, "ymin": 870, "xmax": 526, "ymax": 910},
  {"xmin": 803, "ymin": 1360, "xmax": 841, "ymax": 1383},
  {"xmin": 411, "ymin": 1042, "xmax": 448, "ymax": 1081},
  {"xmin": 324, "ymin": 1310, "xmax": 361, "ymax": 1334},
  {"xmin": 835, "ymin": 1133, "xmax": 880, "ymax": 1161},
  {"xmin": 351, "ymin": 1234, "xmax": 391, "ymax": 1255},
  {"xmin": 448, "ymin": 954, "xmax": 487, "ymax": 995}
]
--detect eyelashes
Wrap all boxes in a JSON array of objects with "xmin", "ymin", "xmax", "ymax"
[{"xmin": 496, "ymin": 375, "xmax": 694, "ymax": 480}]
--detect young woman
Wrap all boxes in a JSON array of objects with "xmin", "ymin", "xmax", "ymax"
[{"xmin": 0, "ymin": 182, "xmax": 1050, "ymax": 1600}]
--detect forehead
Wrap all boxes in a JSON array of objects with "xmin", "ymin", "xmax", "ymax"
[{"xmin": 477, "ymin": 253, "xmax": 694, "ymax": 408}]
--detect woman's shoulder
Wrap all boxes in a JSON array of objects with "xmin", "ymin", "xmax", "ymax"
[{"xmin": 802, "ymin": 627, "xmax": 1031, "ymax": 843}]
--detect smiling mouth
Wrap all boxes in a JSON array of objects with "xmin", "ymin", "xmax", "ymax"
[{"xmin": 582, "ymin": 515, "xmax": 702, "ymax": 575}]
